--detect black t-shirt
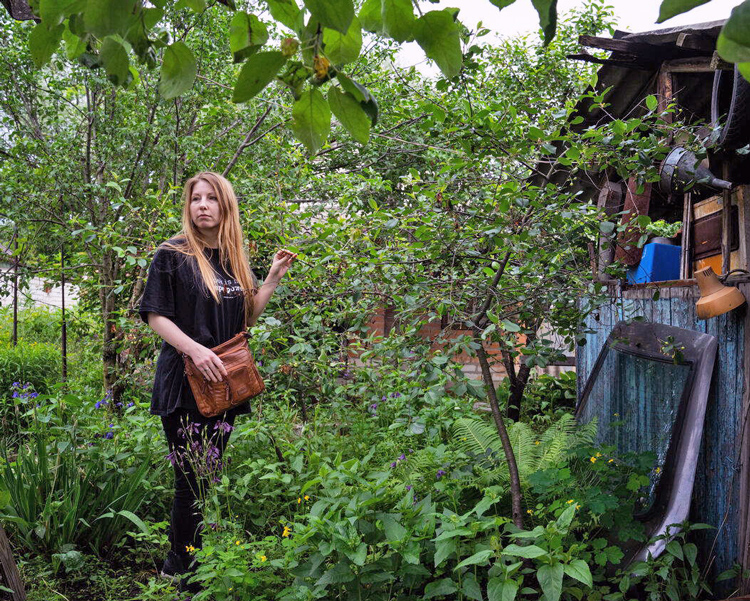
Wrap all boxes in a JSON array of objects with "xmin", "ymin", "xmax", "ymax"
[{"xmin": 139, "ymin": 240, "xmax": 251, "ymax": 416}]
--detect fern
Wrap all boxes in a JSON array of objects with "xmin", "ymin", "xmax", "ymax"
[{"xmin": 451, "ymin": 414, "xmax": 598, "ymax": 489}]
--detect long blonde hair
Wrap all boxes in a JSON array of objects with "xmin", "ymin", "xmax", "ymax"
[{"xmin": 164, "ymin": 171, "xmax": 257, "ymax": 325}]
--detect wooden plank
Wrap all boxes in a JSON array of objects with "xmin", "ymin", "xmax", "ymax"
[
  {"xmin": 578, "ymin": 34, "xmax": 714, "ymax": 60},
  {"xmin": 681, "ymin": 193, "xmax": 693, "ymax": 280},
  {"xmin": 615, "ymin": 178, "xmax": 652, "ymax": 266},
  {"xmin": 740, "ymin": 284, "xmax": 750, "ymax": 594},
  {"xmin": 0, "ymin": 527, "xmax": 25, "ymax": 601},
  {"xmin": 723, "ymin": 163, "xmax": 732, "ymax": 275}
]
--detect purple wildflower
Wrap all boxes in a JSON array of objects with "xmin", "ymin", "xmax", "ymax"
[
  {"xmin": 390, "ymin": 462, "xmax": 397, "ymax": 468},
  {"xmin": 104, "ymin": 431, "xmax": 114, "ymax": 440},
  {"xmin": 405, "ymin": 485, "xmax": 412, "ymax": 491},
  {"xmin": 126, "ymin": 402, "xmax": 134, "ymax": 408},
  {"xmin": 436, "ymin": 469, "xmax": 447, "ymax": 480},
  {"xmin": 166, "ymin": 449, "xmax": 180, "ymax": 467},
  {"xmin": 398, "ymin": 454, "xmax": 406, "ymax": 461},
  {"xmin": 213, "ymin": 421, "xmax": 234, "ymax": 434}
]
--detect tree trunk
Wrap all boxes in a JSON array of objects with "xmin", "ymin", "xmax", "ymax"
[
  {"xmin": 476, "ymin": 342, "xmax": 524, "ymax": 529},
  {"xmin": 0, "ymin": 527, "xmax": 26, "ymax": 601}
]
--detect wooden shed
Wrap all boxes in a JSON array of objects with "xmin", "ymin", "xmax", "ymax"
[{"xmin": 557, "ymin": 21, "xmax": 750, "ymax": 597}]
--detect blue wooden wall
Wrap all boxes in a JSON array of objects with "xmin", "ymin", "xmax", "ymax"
[{"xmin": 577, "ymin": 285, "xmax": 747, "ymax": 597}]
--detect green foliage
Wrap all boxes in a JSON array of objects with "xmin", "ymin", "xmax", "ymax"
[{"xmin": 0, "ymin": 341, "xmax": 60, "ymax": 399}]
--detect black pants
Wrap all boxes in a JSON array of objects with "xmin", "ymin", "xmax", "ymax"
[{"xmin": 161, "ymin": 407, "xmax": 236, "ymax": 557}]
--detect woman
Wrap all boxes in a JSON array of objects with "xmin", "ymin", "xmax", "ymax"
[{"xmin": 139, "ymin": 171, "xmax": 295, "ymax": 587}]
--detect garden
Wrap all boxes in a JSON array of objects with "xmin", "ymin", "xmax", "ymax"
[{"xmin": 1, "ymin": 0, "xmax": 750, "ymax": 599}]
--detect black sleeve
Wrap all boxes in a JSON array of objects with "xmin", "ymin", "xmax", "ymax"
[{"xmin": 139, "ymin": 247, "xmax": 177, "ymax": 324}]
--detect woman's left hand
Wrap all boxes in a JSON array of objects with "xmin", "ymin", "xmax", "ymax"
[{"xmin": 267, "ymin": 249, "xmax": 297, "ymax": 283}]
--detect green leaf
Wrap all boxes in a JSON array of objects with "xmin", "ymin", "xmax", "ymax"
[
  {"xmin": 266, "ymin": 0, "xmax": 301, "ymax": 30},
  {"xmin": 178, "ymin": 0, "xmax": 206, "ymax": 12},
  {"xmin": 502, "ymin": 544, "xmax": 546, "ymax": 559},
  {"xmin": 563, "ymin": 560, "xmax": 593, "ymax": 588},
  {"xmin": 84, "ymin": 0, "xmax": 138, "ymax": 38},
  {"xmin": 304, "ymin": 0, "xmax": 354, "ymax": 34},
  {"xmin": 717, "ymin": 1, "xmax": 750, "ymax": 63},
  {"xmin": 414, "ymin": 10, "xmax": 462, "ymax": 79},
  {"xmin": 337, "ymin": 74, "xmax": 369, "ymax": 102},
  {"xmin": 291, "ymin": 88, "xmax": 331, "ymax": 154},
  {"xmin": 657, "ymin": 0, "xmax": 711, "ymax": 23},
  {"xmin": 490, "ymin": 0, "xmax": 517, "ymax": 8},
  {"xmin": 328, "ymin": 87, "xmax": 370, "ymax": 144},
  {"xmin": 323, "ymin": 16, "xmax": 362, "ymax": 64},
  {"xmin": 462, "ymin": 574, "xmax": 483, "ymax": 601},
  {"xmin": 232, "ymin": 51, "xmax": 286, "ymax": 103},
  {"xmin": 434, "ymin": 538, "xmax": 456, "ymax": 567},
  {"xmin": 665, "ymin": 540, "xmax": 684, "ymax": 560},
  {"xmin": 502, "ymin": 320, "xmax": 521, "ymax": 332},
  {"xmin": 740, "ymin": 62, "xmax": 750, "ymax": 83},
  {"xmin": 40, "ymin": 0, "xmax": 86, "ymax": 25},
  {"xmin": 382, "ymin": 0, "xmax": 415, "ymax": 42},
  {"xmin": 115, "ymin": 510, "xmax": 149, "ymax": 534},
  {"xmin": 531, "ymin": 0, "xmax": 557, "ymax": 45},
  {"xmin": 100, "ymin": 37, "xmax": 130, "ymax": 85},
  {"xmin": 537, "ymin": 562, "xmax": 564, "ymax": 601},
  {"xmin": 347, "ymin": 542, "xmax": 367, "ymax": 566},
  {"xmin": 380, "ymin": 514, "xmax": 407, "ymax": 541},
  {"xmin": 230, "ymin": 12, "xmax": 269, "ymax": 62},
  {"xmin": 488, "ymin": 578, "xmax": 519, "ymax": 601},
  {"xmin": 159, "ymin": 42, "xmax": 196, "ymax": 99},
  {"xmin": 646, "ymin": 95, "xmax": 658, "ymax": 111},
  {"xmin": 454, "ymin": 549, "xmax": 493, "ymax": 570},
  {"xmin": 359, "ymin": 0, "xmax": 383, "ymax": 33},
  {"xmin": 684, "ymin": 543, "xmax": 698, "ymax": 566},
  {"xmin": 555, "ymin": 502, "xmax": 577, "ymax": 533},
  {"xmin": 424, "ymin": 578, "xmax": 458, "ymax": 598},
  {"xmin": 29, "ymin": 22, "xmax": 64, "ymax": 67},
  {"xmin": 63, "ymin": 26, "xmax": 87, "ymax": 59}
]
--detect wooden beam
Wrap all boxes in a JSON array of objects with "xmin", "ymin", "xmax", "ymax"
[
  {"xmin": 675, "ymin": 32, "xmax": 716, "ymax": 52},
  {"xmin": 0, "ymin": 527, "xmax": 25, "ymax": 601},
  {"xmin": 578, "ymin": 34, "xmax": 714, "ymax": 61},
  {"xmin": 663, "ymin": 56, "xmax": 717, "ymax": 73},
  {"xmin": 565, "ymin": 52, "xmax": 655, "ymax": 71}
]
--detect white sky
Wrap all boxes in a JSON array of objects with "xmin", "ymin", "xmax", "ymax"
[{"xmin": 398, "ymin": 0, "xmax": 743, "ymax": 71}]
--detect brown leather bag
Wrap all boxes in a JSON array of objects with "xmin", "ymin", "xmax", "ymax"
[{"xmin": 183, "ymin": 332, "xmax": 265, "ymax": 418}]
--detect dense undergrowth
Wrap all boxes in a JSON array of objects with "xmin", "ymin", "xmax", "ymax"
[{"xmin": 0, "ymin": 307, "xmax": 739, "ymax": 601}]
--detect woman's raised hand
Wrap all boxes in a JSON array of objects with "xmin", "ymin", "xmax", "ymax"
[
  {"xmin": 267, "ymin": 249, "xmax": 297, "ymax": 283},
  {"xmin": 189, "ymin": 344, "xmax": 228, "ymax": 383}
]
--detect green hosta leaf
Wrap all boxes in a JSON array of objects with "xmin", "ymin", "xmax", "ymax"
[
  {"xmin": 359, "ymin": 0, "xmax": 383, "ymax": 32},
  {"xmin": 232, "ymin": 51, "xmax": 286, "ymax": 102},
  {"xmin": 230, "ymin": 12, "xmax": 269, "ymax": 62},
  {"xmin": 40, "ymin": 0, "xmax": 86, "ymax": 25},
  {"xmin": 159, "ymin": 42, "xmax": 197, "ymax": 99},
  {"xmin": 531, "ymin": 0, "xmax": 557, "ymax": 45},
  {"xmin": 328, "ymin": 87, "xmax": 370, "ymax": 144},
  {"xmin": 537, "ymin": 562, "xmax": 564, "ymax": 601},
  {"xmin": 323, "ymin": 16, "xmax": 362, "ymax": 64},
  {"xmin": 490, "ymin": 0, "xmax": 517, "ymax": 7},
  {"xmin": 291, "ymin": 88, "xmax": 331, "ymax": 154},
  {"xmin": 657, "ymin": 0, "xmax": 711, "ymax": 23},
  {"xmin": 29, "ymin": 22, "xmax": 64, "ymax": 67},
  {"xmin": 304, "ymin": 0, "xmax": 354, "ymax": 34},
  {"xmin": 266, "ymin": 0, "xmax": 301, "ymax": 30},
  {"xmin": 425, "ymin": 578, "xmax": 458, "ymax": 598},
  {"xmin": 100, "ymin": 37, "xmax": 130, "ymax": 85},
  {"xmin": 414, "ymin": 9, "xmax": 462, "ymax": 79},
  {"xmin": 502, "ymin": 544, "xmax": 546, "ymax": 559},
  {"xmin": 717, "ymin": 1, "xmax": 750, "ymax": 63},
  {"xmin": 563, "ymin": 560, "xmax": 592, "ymax": 588},
  {"xmin": 383, "ymin": 0, "xmax": 415, "ymax": 42},
  {"xmin": 454, "ymin": 549, "xmax": 494, "ymax": 570},
  {"xmin": 84, "ymin": 0, "xmax": 138, "ymax": 38}
]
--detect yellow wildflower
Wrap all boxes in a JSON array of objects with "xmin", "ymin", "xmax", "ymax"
[
  {"xmin": 304, "ymin": 495, "xmax": 310, "ymax": 501},
  {"xmin": 527, "ymin": 509, "xmax": 533, "ymax": 515},
  {"xmin": 655, "ymin": 467, "xmax": 661, "ymax": 474},
  {"xmin": 297, "ymin": 497, "xmax": 302, "ymax": 504},
  {"xmin": 534, "ymin": 441, "xmax": 540, "ymax": 445},
  {"xmin": 567, "ymin": 499, "xmax": 575, "ymax": 504},
  {"xmin": 236, "ymin": 540, "xmax": 241, "ymax": 545},
  {"xmin": 185, "ymin": 545, "xmax": 196, "ymax": 553},
  {"xmin": 608, "ymin": 459, "xmax": 614, "ymax": 464},
  {"xmin": 260, "ymin": 555, "xmax": 267, "ymax": 562},
  {"xmin": 590, "ymin": 456, "xmax": 597, "ymax": 463},
  {"xmin": 595, "ymin": 452, "xmax": 602, "ymax": 458},
  {"xmin": 282, "ymin": 526, "xmax": 291, "ymax": 538}
]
